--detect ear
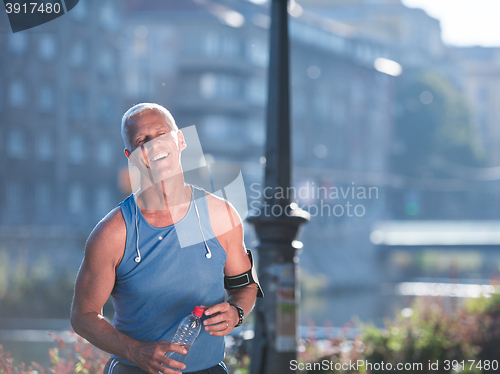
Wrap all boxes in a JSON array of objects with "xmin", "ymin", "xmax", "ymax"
[
  {"xmin": 178, "ymin": 130, "xmax": 187, "ymax": 151},
  {"xmin": 124, "ymin": 149, "xmax": 136, "ymax": 167}
]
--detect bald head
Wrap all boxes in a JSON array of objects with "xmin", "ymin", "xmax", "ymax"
[{"xmin": 121, "ymin": 103, "xmax": 178, "ymax": 150}]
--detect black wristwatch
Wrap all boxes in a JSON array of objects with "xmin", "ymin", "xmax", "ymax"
[{"xmin": 230, "ymin": 304, "xmax": 245, "ymax": 327}]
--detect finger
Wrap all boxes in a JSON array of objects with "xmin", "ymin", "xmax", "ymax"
[
  {"xmin": 157, "ymin": 341, "xmax": 187, "ymax": 355},
  {"xmin": 204, "ymin": 302, "xmax": 229, "ymax": 317},
  {"xmin": 204, "ymin": 320, "xmax": 229, "ymax": 331},
  {"xmin": 160, "ymin": 356, "xmax": 187, "ymax": 371},
  {"xmin": 157, "ymin": 352, "xmax": 187, "ymax": 372},
  {"xmin": 208, "ymin": 325, "xmax": 233, "ymax": 337},
  {"xmin": 203, "ymin": 314, "xmax": 230, "ymax": 326},
  {"xmin": 164, "ymin": 343, "xmax": 188, "ymax": 355}
]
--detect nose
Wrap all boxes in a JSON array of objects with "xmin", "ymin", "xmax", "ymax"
[{"xmin": 143, "ymin": 136, "xmax": 158, "ymax": 150}]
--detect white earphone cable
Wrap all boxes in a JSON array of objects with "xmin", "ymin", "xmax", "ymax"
[
  {"xmin": 193, "ymin": 196, "xmax": 212, "ymax": 259},
  {"xmin": 134, "ymin": 196, "xmax": 141, "ymax": 263},
  {"xmin": 133, "ymin": 187, "xmax": 211, "ymax": 263}
]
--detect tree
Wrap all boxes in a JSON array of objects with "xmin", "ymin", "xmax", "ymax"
[{"xmin": 392, "ymin": 71, "xmax": 483, "ymax": 177}]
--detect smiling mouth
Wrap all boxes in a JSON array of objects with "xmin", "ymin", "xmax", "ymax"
[{"xmin": 150, "ymin": 152, "xmax": 170, "ymax": 162}]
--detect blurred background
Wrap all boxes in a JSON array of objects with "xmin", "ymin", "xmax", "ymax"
[{"xmin": 1, "ymin": 0, "xmax": 500, "ymax": 368}]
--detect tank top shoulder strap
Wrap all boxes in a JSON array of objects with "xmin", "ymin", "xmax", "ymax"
[
  {"xmin": 116, "ymin": 194, "xmax": 138, "ymax": 275},
  {"xmin": 190, "ymin": 185, "xmax": 218, "ymax": 241},
  {"xmin": 118, "ymin": 194, "xmax": 136, "ymax": 229}
]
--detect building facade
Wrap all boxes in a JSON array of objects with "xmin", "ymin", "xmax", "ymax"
[{"xmin": 0, "ymin": 0, "xmax": 126, "ymax": 271}]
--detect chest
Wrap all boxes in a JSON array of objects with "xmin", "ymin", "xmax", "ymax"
[{"xmin": 141, "ymin": 204, "xmax": 189, "ymax": 227}]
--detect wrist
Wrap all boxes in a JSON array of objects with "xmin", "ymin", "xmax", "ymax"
[
  {"xmin": 229, "ymin": 303, "xmax": 244, "ymax": 327},
  {"xmin": 124, "ymin": 339, "xmax": 141, "ymax": 363}
]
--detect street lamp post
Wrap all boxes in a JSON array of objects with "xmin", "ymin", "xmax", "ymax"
[{"xmin": 248, "ymin": 0, "xmax": 309, "ymax": 373}]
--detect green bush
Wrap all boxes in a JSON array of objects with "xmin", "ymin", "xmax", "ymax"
[
  {"xmin": 360, "ymin": 298, "xmax": 480, "ymax": 373},
  {"xmin": 299, "ymin": 294, "xmax": 500, "ymax": 374},
  {"xmin": 0, "ymin": 332, "xmax": 109, "ymax": 374},
  {"xmin": 465, "ymin": 292, "xmax": 500, "ymax": 367}
]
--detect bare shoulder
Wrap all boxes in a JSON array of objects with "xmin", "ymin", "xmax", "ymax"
[
  {"xmin": 205, "ymin": 192, "xmax": 243, "ymax": 233},
  {"xmin": 85, "ymin": 206, "xmax": 127, "ymax": 269},
  {"xmin": 205, "ymin": 191, "xmax": 251, "ymax": 275},
  {"xmin": 204, "ymin": 191, "xmax": 244, "ymax": 249}
]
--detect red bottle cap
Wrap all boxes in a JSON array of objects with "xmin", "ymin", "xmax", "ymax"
[{"xmin": 193, "ymin": 306, "xmax": 204, "ymax": 317}]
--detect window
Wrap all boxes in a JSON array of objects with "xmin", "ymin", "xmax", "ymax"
[
  {"xmin": 313, "ymin": 93, "xmax": 329, "ymax": 122},
  {"xmin": 35, "ymin": 183, "xmax": 51, "ymax": 210},
  {"xmin": 292, "ymin": 90, "xmax": 307, "ymax": 120},
  {"xmin": 246, "ymin": 118, "xmax": 265, "ymax": 146},
  {"xmin": 38, "ymin": 85, "xmax": 55, "ymax": 112},
  {"xmin": 246, "ymin": 78, "xmax": 266, "ymax": 106},
  {"xmin": 100, "ymin": 3, "xmax": 118, "ymax": 30},
  {"xmin": 5, "ymin": 181, "xmax": 22, "ymax": 209},
  {"xmin": 97, "ymin": 140, "xmax": 113, "ymax": 167},
  {"xmin": 199, "ymin": 74, "xmax": 238, "ymax": 99},
  {"xmin": 331, "ymin": 99, "xmax": 346, "ymax": 125},
  {"xmin": 95, "ymin": 186, "xmax": 112, "ymax": 216},
  {"xmin": 68, "ymin": 184, "xmax": 85, "ymax": 214},
  {"xmin": 221, "ymin": 34, "xmax": 239, "ymax": 56},
  {"xmin": 98, "ymin": 95, "xmax": 116, "ymax": 124},
  {"xmin": 138, "ymin": 72, "xmax": 150, "ymax": 98},
  {"xmin": 38, "ymin": 34, "xmax": 57, "ymax": 61},
  {"xmin": 247, "ymin": 38, "xmax": 268, "ymax": 67},
  {"xmin": 7, "ymin": 129, "xmax": 26, "ymax": 159},
  {"xmin": 9, "ymin": 80, "xmax": 27, "ymax": 108},
  {"xmin": 69, "ymin": 40, "xmax": 88, "ymax": 67},
  {"xmin": 125, "ymin": 71, "xmax": 139, "ymax": 97},
  {"xmin": 69, "ymin": 92, "xmax": 87, "ymax": 121},
  {"xmin": 68, "ymin": 136, "xmax": 86, "ymax": 164},
  {"xmin": 133, "ymin": 37, "xmax": 148, "ymax": 56},
  {"xmin": 71, "ymin": 1, "xmax": 87, "ymax": 21},
  {"xmin": 203, "ymin": 33, "xmax": 240, "ymax": 57},
  {"xmin": 98, "ymin": 50, "xmax": 114, "ymax": 76},
  {"xmin": 8, "ymin": 33, "xmax": 28, "ymax": 54},
  {"xmin": 200, "ymin": 74, "xmax": 216, "ymax": 99},
  {"xmin": 202, "ymin": 116, "xmax": 232, "ymax": 142},
  {"xmin": 36, "ymin": 133, "xmax": 54, "ymax": 161},
  {"xmin": 203, "ymin": 33, "xmax": 220, "ymax": 57}
]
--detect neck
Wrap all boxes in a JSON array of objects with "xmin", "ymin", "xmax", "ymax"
[{"xmin": 136, "ymin": 172, "xmax": 190, "ymax": 213}]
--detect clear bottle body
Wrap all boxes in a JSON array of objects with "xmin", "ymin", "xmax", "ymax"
[{"xmin": 165, "ymin": 312, "xmax": 202, "ymax": 365}]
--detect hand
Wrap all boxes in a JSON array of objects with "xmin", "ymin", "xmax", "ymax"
[
  {"xmin": 129, "ymin": 341, "xmax": 187, "ymax": 374},
  {"xmin": 202, "ymin": 302, "xmax": 238, "ymax": 337}
]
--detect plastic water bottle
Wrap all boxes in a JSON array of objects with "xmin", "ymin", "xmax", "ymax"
[{"xmin": 165, "ymin": 306, "xmax": 203, "ymax": 365}]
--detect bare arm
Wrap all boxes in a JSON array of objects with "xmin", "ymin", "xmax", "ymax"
[
  {"xmin": 70, "ymin": 208, "xmax": 187, "ymax": 374},
  {"xmin": 204, "ymin": 194, "xmax": 258, "ymax": 336}
]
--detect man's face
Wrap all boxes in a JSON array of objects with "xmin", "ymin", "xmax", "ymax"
[{"xmin": 124, "ymin": 110, "xmax": 186, "ymax": 183}]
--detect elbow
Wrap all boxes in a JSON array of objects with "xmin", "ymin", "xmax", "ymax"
[
  {"xmin": 70, "ymin": 308, "xmax": 79, "ymax": 332},
  {"xmin": 70, "ymin": 303, "xmax": 83, "ymax": 335}
]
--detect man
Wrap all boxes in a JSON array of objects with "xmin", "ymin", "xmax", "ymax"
[{"xmin": 71, "ymin": 103, "xmax": 262, "ymax": 374}]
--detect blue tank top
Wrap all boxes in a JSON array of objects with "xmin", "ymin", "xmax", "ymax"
[{"xmin": 111, "ymin": 185, "xmax": 226, "ymax": 371}]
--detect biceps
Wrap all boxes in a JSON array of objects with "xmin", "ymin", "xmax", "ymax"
[
  {"xmin": 73, "ymin": 258, "xmax": 116, "ymax": 314},
  {"xmin": 224, "ymin": 246, "xmax": 252, "ymax": 276}
]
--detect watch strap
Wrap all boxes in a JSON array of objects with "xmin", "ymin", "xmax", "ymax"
[{"xmin": 230, "ymin": 303, "xmax": 244, "ymax": 327}]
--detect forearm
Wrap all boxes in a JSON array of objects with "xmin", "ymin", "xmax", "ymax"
[
  {"xmin": 71, "ymin": 311, "xmax": 139, "ymax": 362},
  {"xmin": 71, "ymin": 310, "xmax": 188, "ymax": 373},
  {"xmin": 203, "ymin": 286, "xmax": 258, "ymax": 334},
  {"xmin": 227, "ymin": 285, "xmax": 258, "ymax": 317}
]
